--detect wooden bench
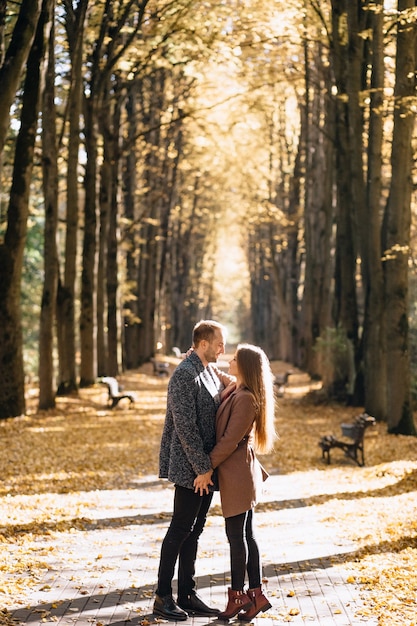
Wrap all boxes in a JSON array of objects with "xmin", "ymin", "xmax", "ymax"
[
  {"xmin": 319, "ymin": 413, "xmax": 376, "ymax": 467},
  {"xmin": 151, "ymin": 359, "xmax": 170, "ymax": 376},
  {"xmin": 274, "ymin": 370, "xmax": 293, "ymax": 396},
  {"xmin": 99, "ymin": 376, "xmax": 135, "ymax": 409}
]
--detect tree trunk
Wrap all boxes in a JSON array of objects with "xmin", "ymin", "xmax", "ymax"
[
  {"xmin": 0, "ymin": 1, "xmax": 46, "ymax": 418},
  {"xmin": 169, "ymin": 198, "xmax": 195, "ymax": 350},
  {"xmin": 122, "ymin": 87, "xmax": 140, "ymax": 370},
  {"xmin": 249, "ymin": 231, "xmax": 275, "ymax": 351},
  {"xmin": 57, "ymin": 0, "xmax": 88, "ymax": 394},
  {"xmin": 362, "ymin": 0, "xmax": 387, "ymax": 418},
  {"xmin": 331, "ymin": 0, "xmax": 360, "ymax": 397},
  {"xmin": 136, "ymin": 70, "xmax": 166, "ymax": 363},
  {"xmin": 97, "ymin": 126, "xmax": 111, "ymax": 376},
  {"xmin": 107, "ymin": 184, "xmax": 119, "ymax": 376},
  {"xmin": 79, "ymin": 0, "xmax": 117, "ymax": 386},
  {"xmin": 286, "ymin": 118, "xmax": 303, "ymax": 366},
  {"xmin": 38, "ymin": 0, "xmax": 58, "ymax": 411},
  {"xmin": 344, "ymin": 0, "xmax": 372, "ymax": 405},
  {"xmin": 0, "ymin": 0, "xmax": 41, "ymax": 155},
  {"xmin": 382, "ymin": 0, "xmax": 416, "ymax": 435},
  {"xmin": 0, "ymin": 1, "xmax": 6, "ymax": 67},
  {"xmin": 137, "ymin": 221, "xmax": 157, "ymax": 361},
  {"xmin": 106, "ymin": 97, "xmax": 122, "ymax": 376},
  {"xmin": 79, "ymin": 95, "xmax": 99, "ymax": 386},
  {"xmin": 97, "ymin": 80, "xmax": 124, "ymax": 377},
  {"xmin": 300, "ymin": 38, "xmax": 334, "ymax": 376},
  {"xmin": 168, "ymin": 176, "xmax": 213, "ymax": 350}
]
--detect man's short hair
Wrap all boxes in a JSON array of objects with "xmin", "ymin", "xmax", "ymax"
[{"xmin": 193, "ymin": 320, "xmax": 226, "ymax": 347}]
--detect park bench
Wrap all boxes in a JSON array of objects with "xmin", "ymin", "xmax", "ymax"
[
  {"xmin": 319, "ymin": 412, "xmax": 376, "ymax": 467},
  {"xmin": 151, "ymin": 358, "xmax": 170, "ymax": 376},
  {"xmin": 98, "ymin": 376, "xmax": 135, "ymax": 409},
  {"xmin": 274, "ymin": 370, "xmax": 293, "ymax": 396}
]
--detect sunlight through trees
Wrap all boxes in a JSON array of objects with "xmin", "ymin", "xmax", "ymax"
[{"xmin": 0, "ymin": 0, "xmax": 415, "ymax": 433}]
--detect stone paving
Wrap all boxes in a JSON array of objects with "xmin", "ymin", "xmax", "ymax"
[{"xmin": 5, "ymin": 472, "xmax": 380, "ymax": 626}]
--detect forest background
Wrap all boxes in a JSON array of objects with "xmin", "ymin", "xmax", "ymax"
[{"xmin": 0, "ymin": 0, "xmax": 416, "ymax": 435}]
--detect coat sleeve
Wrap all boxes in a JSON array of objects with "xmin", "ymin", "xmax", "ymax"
[
  {"xmin": 210, "ymin": 392, "xmax": 256, "ymax": 469},
  {"xmin": 211, "ymin": 365, "xmax": 235, "ymax": 389}
]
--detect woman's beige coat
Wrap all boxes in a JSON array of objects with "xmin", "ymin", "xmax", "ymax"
[{"xmin": 210, "ymin": 386, "xmax": 268, "ymax": 518}]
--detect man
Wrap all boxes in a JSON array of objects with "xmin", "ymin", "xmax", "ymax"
[{"xmin": 153, "ymin": 320, "xmax": 234, "ymax": 621}]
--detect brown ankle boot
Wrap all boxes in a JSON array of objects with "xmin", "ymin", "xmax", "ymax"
[
  {"xmin": 237, "ymin": 587, "xmax": 272, "ymax": 621},
  {"xmin": 218, "ymin": 588, "xmax": 253, "ymax": 620}
]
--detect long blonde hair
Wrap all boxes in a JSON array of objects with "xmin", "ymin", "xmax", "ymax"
[{"xmin": 236, "ymin": 343, "xmax": 277, "ymax": 453}]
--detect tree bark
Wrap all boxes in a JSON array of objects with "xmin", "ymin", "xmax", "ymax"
[
  {"xmin": 0, "ymin": 0, "xmax": 6, "ymax": 67},
  {"xmin": 0, "ymin": 0, "xmax": 41, "ymax": 155},
  {"xmin": 97, "ymin": 113, "xmax": 111, "ymax": 376},
  {"xmin": 330, "ymin": 0, "xmax": 360, "ymax": 397},
  {"xmin": 382, "ymin": 0, "xmax": 416, "ymax": 435},
  {"xmin": 122, "ymin": 86, "xmax": 140, "ymax": 370},
  {"xmin": 0, "ymin": 0, "xmax": 46, "ymax": 418},
  {"xmin": 135, "ymin": 69, "xmax": 167, "ymax": 363},
  {"xmin": 97, "ymin": 79, "xmax": 124, "ymax": 377},
  {"xmin": 300, "ymin": 36, "xmax": 334, "ymax": 376},
  {"xmin": 106, "ymin": 94, "xmax": 123, "ymax": 376},
  {"xmin": 362, "ymin": 0, "xmax": 387, "ymax": 418},
  {"xmin": 56, "ymin": 0, "xmax": 88, "ymax": 394},
  {"xmin": 79, "ymin": 94, "xmax": 99, "ymax": 386},
  {"xmin": 38, "ymin": 0, "xmax": 58, "ymax": 411}
]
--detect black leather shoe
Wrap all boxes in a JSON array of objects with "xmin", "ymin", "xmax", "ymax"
[
  {"xmin": 177, "ymin": 592, "xmax": 220, "ymax": 616},
  {"xmin": 153, "ymin": 594, "xmax": 188, "ymax": 621}
]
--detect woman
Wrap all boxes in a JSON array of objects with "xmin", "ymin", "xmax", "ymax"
[{"xmin": 202, "ymin": 344, "xmax": 277, "ymax": 620}]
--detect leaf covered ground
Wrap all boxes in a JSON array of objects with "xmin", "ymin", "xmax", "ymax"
[{"xmin": 0, "ymin": 359, "xmax": 416, "ymax": 625}]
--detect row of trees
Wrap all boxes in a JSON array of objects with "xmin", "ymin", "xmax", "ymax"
[
  {"xmin": 244, "ymin": 0, "xmax": 416, "ymax": 436},
  {"xmin": 0, "ymin": 0, "xmax": 416, "ymax": 435}
]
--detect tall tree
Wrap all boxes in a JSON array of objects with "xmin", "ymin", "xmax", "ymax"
[
  {"xmin": 57, "ymin": 0, "xmax": 89, "ymax": 394},
  {"xmin": 330, "ymin": 0, "xmax": 360, "ymax": 397},
  {"xmin": 122, "ymin": 84, "xmax": 140, "ymax": 370},
  {"xmin": 38, "ymin": 0, "xmax": 58, "ymax": 410},
  {"xmin": 0, "ymin": 0, "xmax": 48, "ymax": 418},
  {"xmin": 79, "ymin": 0, "xmax": 148, "ymax": 385},
  {"xmin": 382, "ymin": 0, "xmax": 416, "ymax": 435},
  {"xmin": 97, "ymin": 75, "xmax": 124, "ymax": 376},
  {"xmin": 362, "ymin": 0, "xmax": 387, "ymax": 418},
  {"xmin": 299, "ymin": 29, "xmax": 334, "ymax": 375}
]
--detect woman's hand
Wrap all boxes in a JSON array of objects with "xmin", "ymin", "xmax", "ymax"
[
  {"xmin": 220, "ymin": 381, "xmax": 236, "ymax": 401},
  {"xmin": 193, "ymin": 469, "xmax": 214, "ymax": 495}
]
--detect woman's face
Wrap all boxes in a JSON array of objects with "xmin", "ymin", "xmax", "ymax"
[{"xmin": 229, "ymin": 353, "xmax": 239, "ymax": 377}]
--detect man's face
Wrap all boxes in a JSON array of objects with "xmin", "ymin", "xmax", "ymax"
[{"xmin": 203, "ymin": 329, "xmax": 226, "ymax": 363}]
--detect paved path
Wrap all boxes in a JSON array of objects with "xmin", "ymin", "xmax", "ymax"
[{"xmin": 7, "ymin": 473, "xmax": 378, "ymax": 626}]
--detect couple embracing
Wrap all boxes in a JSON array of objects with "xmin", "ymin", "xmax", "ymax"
[{"xmin": 153, "ymin": 320, "xmax": 277, "ymax": 621}]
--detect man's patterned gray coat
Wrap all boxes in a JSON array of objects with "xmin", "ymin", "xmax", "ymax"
[{"xmin": 159, "ymin": 351, "xmax": 233, "ymax": 490}]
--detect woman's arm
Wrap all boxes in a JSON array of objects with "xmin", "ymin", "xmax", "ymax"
[{"xmin": 211, "ymin": 365, "xmax": 235, "ymax": 389}]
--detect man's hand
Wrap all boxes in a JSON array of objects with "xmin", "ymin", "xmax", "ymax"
[{"xmin": 193, "ymin": 470, "xmax": 214, "ymax": 495}]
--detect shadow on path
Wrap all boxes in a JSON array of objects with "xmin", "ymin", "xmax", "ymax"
[{"xmin": 10, "ymin": 543, "xmax": 401, "ymax": 626}]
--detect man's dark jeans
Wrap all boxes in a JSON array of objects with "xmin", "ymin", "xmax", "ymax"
[{"xmin": 156, "ymin": 485, "xmax": 213, "ymax": 597}]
